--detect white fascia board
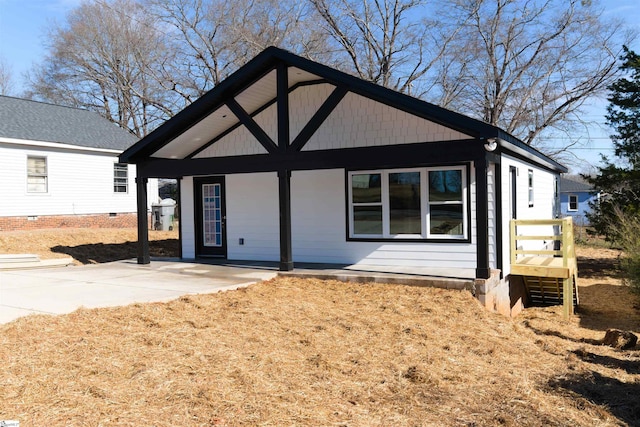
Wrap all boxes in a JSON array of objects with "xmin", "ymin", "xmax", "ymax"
[{"xmin": 0, "ymin": 137, "xmax": 123, "ymax": 155}]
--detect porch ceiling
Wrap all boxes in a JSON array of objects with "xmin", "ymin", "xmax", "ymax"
[{"xmin": 151, "ymin": 67, "xmax": 321, "ymax": 160}]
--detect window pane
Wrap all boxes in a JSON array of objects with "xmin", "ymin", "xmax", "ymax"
[
  {"xmin": 353, "ymin": 206, "xmax": 382, "ymax": 235},
  {"xmin": 27, "ymin": 177, "xmax": 46, "ymax": 193},
  {"xmin": 114, "ymin": 163, "xmax": 128, "ymax": 193},
  {"xmin": 27, "ymin": 157, "xmax": 46, "ymax": 175},
  {"xmin": 389, "ymin": 172, "xmax": 421, "ymax": 234},
  {"xmin": 430, "ymin": 205, "xmax": 463, "ymax": 235},
  {"xmin": 352, "ymin": 173, "xmax": 381, "ymax": 203},
  {"xmin": 569, "ymin": 195, "xmax": 578, "ymax": 211},
  {"xmin": 429, "ymin": 170, "xmax": 462, "ymax": 202},
  {"xmin": 27, "ymin": 157, "xmax": 47, "ymax": 193}
]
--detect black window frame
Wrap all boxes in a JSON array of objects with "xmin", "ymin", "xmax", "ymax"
[{"xmin": 345, "ymin": 164, "xmax": 471, "ymax": 243}]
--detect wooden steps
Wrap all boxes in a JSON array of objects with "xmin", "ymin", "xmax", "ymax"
[
  {"xmin": 523, "ymin": 274, "xmax": 579, "ymax": 307},
  {"xmin": 510, "ymin": 218, "xmax": 578, "ymax": 318}
]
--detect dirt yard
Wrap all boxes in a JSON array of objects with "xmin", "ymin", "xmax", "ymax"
[{"xmin": 0, "ymin": 229, "xmax": 638, "ymax": 426}]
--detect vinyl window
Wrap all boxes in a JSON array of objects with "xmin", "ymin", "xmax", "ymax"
[
  {"xmin": 27, "ymin": 156, "xmax": 47, "ymax": 193},
  {"xmin": 568, "ymin": 194, "xmax": 578, "ymax": 211},
  {"xmin": 114, "ymin": 163, "xmax": 128, "ymax": 193},
  {"xmin": 348, "ymin": 166, "xmax": 467, "ymax": 240}
]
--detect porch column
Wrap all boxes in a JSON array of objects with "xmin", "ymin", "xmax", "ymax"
[
  {"xmin": 475, "ymin": 156, "xmax": 490, "ymax": 279},
  {"xmin": 278, "ymin": 169, "xmax": 294, "ymax": 271},
  {"xmin": 136, "ymin": 176, "xmax": 150, "ymax": 264}
]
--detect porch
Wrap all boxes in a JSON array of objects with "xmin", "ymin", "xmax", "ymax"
[{"xmin": 510, "ymin": 217, "xmax": 578, "ymax": 318}]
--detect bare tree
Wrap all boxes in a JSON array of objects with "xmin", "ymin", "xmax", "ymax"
[
  {"xmin": 309, "ymin": 0, "xmax": 466, "ymax": 95},
  {"xmin": 145, "ymin": 0, "xmax": 330, "ymax": 103},
  {"xmin": 27, "ymin": 0, "xmax": 174, "ymax": 137},
  {"xmin": 430, "ymin": 0, "xmax": 634, "ymax": 156},
  {"xmin": 0, "ymin": 57, "xmax": 14, "ymax": 96}
]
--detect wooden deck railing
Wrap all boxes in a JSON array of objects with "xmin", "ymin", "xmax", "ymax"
[{"xmin": 510, "ymin": 217, "xmax": 578, "ymax": 318}]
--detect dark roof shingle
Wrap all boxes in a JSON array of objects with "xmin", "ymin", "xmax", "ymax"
[
  {"xmin": 0, "ymin": 96, "xmax": 137, "ymax": 151},
  {"xmin": 560, "ymin": 176, "xmax": 595, "ymax": 193}
]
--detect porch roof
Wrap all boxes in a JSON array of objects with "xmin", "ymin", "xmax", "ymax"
[{"xmin": 119, "ymin": 47, "xmax": 566, "ymax": 174}]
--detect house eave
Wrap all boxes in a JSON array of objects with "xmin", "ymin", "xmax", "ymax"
[{"xmin": 0, "ymin": 137, "xmax": 123, "ymax": 155}]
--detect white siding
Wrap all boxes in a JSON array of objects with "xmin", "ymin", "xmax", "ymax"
[
  {"xmin": 226, "ymin": 173, "xmax": 280, "ymax": 261},
  {"xmin": 500, "ymin": 154, "xmax": 559, "ymax": 276},
  {"xmin": 301, "ymin": 91, "xmax": 469, "ymax": 151},
  {"xmin": 290, "ymin": 169, "xmax": 477, "ymax": 278},
  {"xmin": 180, "ymin": 177, "xmax": 196, "ymax": 258},
  {"xmin": 0, "ymin": 144, "xmax": 144, "ymax": 217},
  {"xmin": 194, "ymin": 84, "xmax": 470, "ymax": 159}
]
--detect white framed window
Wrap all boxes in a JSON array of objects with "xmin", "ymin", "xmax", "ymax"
[
  {"xmin": 528, "ymin": 169, "xmax": 534, "ymax": 207},
  {"xmin": 348, "ymin": 166, "xmax": 467, "ymax": 240},
  {"xmin": 568, "ymin": 194, "xmax": 578, "ymax": 211},
  {"xmin": 27, "ymin": 156, "xmax": 48, "ymax": 193},
  {"xmin": 114, "ymin": 163, "xmax": 128, "ymax": 193}
]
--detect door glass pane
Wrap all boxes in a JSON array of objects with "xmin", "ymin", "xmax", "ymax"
[
  {"xmin": 430, "ymin": 205, "xmax": 463, "ymax": 235},
  {"xmin": 353, "ymin": 206, "xmax": 382, "ymax": 235},
  {"xmin": 429, "ymin": 170, "xmax": 462, "ymax": 202},
  {"xmin": 389, "ymin": 172, "xmax": 421, "ymax": 234},
  {"xmin": 352, "ymin": 173, "xmax": 381, "ymax": 203},
  {"xmin": 202, "ymin": 183, "xmax": 222, "ymax": 247}
]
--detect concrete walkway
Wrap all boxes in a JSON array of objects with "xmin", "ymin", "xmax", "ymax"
[{"xmin": 0, "ymin": 259, "xmax": 277, "ymax": 325}]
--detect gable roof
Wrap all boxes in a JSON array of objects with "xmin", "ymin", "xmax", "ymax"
[
  {"xmin": 560, "ymin": 176, "xmax": 596, "ymax": 193},
  {"xmin": 120, "ymin": 46, "xmax": 565, "ymax": 173},
  {"xmin": 0, "ymin": 95, "xmax": 137, "ymax": 151}
]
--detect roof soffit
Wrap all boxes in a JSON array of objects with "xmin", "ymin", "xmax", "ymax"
[{"xmin": 150, "ymin": 66, "xmax": 322, "ymax": 159}]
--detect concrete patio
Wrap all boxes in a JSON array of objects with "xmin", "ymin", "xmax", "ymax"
[{"xmin": 0, "ymin": 258, "xmax": 475, "ymax": 325}]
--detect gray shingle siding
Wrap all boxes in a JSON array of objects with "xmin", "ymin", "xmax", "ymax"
[{"xmin": 0, "ymin": 96, "xmax": 138, "ymax": 151}]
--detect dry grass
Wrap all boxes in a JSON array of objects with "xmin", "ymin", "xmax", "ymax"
[{"xmin": 0, "ymin": 230, "xmax": 638, "ymax": 426}]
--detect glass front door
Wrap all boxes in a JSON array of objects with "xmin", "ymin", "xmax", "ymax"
[{"xmin": 195, "ymin": 176, "xmax": 226, "ymax": 257}]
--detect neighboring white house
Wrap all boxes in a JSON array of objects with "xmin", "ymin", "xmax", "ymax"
[
  {"xmin": 120, "ymin": 47, "xmax": 566, "ymax": 317},
  {"xmin": 0, "ymin": 95, "xmax": 158, "ymax": 230}
]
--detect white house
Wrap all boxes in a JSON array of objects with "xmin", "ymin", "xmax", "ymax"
[
  {"xmin": 120, "ymin": 48, "xmax": 566, "ymax": 316},
  {"xmin": 0, "ymin": 96, "xmax": 158, "ymax": 230}
]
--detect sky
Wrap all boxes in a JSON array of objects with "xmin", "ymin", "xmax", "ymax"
[{"xmin": 1, "ymin": 0, "xmax": 640, "ymax": 174}]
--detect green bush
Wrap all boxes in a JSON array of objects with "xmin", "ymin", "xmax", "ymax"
[{"xmin": 609, "ymin": 206, "xmax": 640, "ymax": 294}]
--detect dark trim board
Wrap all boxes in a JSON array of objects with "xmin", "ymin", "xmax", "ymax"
[
  {"xmin": 187, "ymin": 79, "xmax": 333, "ymax": 159},
  {"xmin": 176, "ymin": 177, "xmax": 183, "ymax": 259},
  {"xmin": 138, "ymin": 139, "xmax": 486, "ymax": 179},
  {"xmin": 475, "ymin": 155, "xmax": 490, "ymax": 279},
  {"xmin": 494, "ymin": 160, "xmax": 503, "ymax": 278},
  {"xmin": 135, "ymin": 177, "xmax": 150, "ymax": 264},
  {"xmin": 121, "ymin": 47, "xmax": 565, "ymax": 175}
]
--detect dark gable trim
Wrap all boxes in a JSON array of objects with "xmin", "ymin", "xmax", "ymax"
[
  {"xmin": 226, "ymin": 98, "xmax": 278, "ymax": 153},
  {"xmin": 137, "ymin": 139, "xmax": 485, "ymax": 179},
  {"xmin": 122, "ymin": 47, "xmax": 564, "ymax": 172},
  {"xmin": 186, "ymin": 79, "xmax": 334, "ymax": 159},
  {"xmin": 277, "ymin": 62, "xmax": 290, "ymax": 151},
  {"xmin": 121, "ymin": 60, "xmax": 282, "ymax": 162},
  {"xmin": 500, "ymin": 141, "xmax": 567, "ymax": 173},
  {"xmin": 290, "ymin": 85, "xmax": 348, "ymax": 152}
]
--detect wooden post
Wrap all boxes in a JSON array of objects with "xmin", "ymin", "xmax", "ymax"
[
  {"xmin": 278, "ymin": 169, "xmax": 293, "ymax": 271},
  {"xmin": 563, "ymin": 276, "xmax": 574, "ymax": 319},
  {"xmin": 136, "ymin": 177, "xmax": 150, "ymax": 264}
]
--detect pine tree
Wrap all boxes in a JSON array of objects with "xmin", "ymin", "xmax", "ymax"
[{"xmin": 586, "ymin": 46, "xmax": 640, "ymax": 242}]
